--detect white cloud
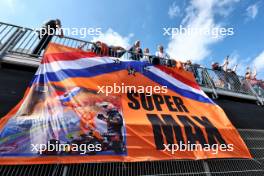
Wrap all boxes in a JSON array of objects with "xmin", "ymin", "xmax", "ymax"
[
  {"xmin": 0, "ymin": 0, "xmax": 20, "ymax": 13},
  {"xmin": 166, "ymin": 0, "xmax": 239, "ymax": 62},
  {"xmin": 246, "ymin": 3, "xmax": 259, "ymax": 20},
  {"xmin": 92, "ymin": 28, "xmax": 134, "ymax": 49},
  {"xmin": 0, "ymin": 0, "xmax": 26, "ymax": 18},
  {"xmin": 168, "ymin": 2, "xmax": 181, "ymax": 19},
  {"xmin": 253, "ymin": 50, "xmax": 264, "ymax": 71},
  {"xmin": 214, "ymin": 0, "xmax": 240, "ymax": 17}
]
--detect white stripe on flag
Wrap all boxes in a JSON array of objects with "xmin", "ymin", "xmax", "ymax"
[{"xmin": 148, "ymin": 66, "xmax": 208, "ymax": 98}]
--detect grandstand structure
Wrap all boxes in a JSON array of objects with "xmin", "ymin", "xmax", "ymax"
[{"xmin": 0, "ymin": 21, "xmax": 264, "ymax": 176}]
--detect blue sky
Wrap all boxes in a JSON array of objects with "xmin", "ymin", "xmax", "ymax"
[{"xmin": 0, "ymin": 0, "xmax": 264, "ymax": 78}]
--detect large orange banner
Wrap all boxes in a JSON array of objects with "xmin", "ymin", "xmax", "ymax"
[{"xmin": 0, "ymin": 43, "xmax": 251, "ymax": 165}]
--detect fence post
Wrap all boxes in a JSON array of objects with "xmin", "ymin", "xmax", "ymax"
[
  {"xmin": 62, "ymin": 165, "xmax": 68, "ymax": 176},
  {"xmin": 203, "ymin": 160, "xmax": 212, "ymax": 176},
  {"xmin": 7, "ymin": 28, "xmax": 27, "ymax": 52},
  {"xmin": 202, "ymin": 68, "xmax": 218, "ymax": 99}
]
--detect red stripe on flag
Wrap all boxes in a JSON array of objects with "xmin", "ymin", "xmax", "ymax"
[{"xmin": 156, "ymin": 65, "xmax": 201, "ymax": 90}]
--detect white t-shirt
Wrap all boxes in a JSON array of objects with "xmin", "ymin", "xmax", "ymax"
[
  {"xmin": 141, "ymin": 54, "xmax": 150, "ymax": 62},
  {"xmin": 155, "ymin": 51, "xmax": 169, "ymax": 59}
]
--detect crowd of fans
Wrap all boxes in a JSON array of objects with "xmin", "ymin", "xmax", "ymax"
[
  {"xmin": 33, "ymin": 19, "xmax": 263, "ymax": 96},
  {"xmin": 209, "ymin": 56, "xmax": 263, "ymax": 95},
  {"xmin": 84, "ymin": 40, "xmax": 181, "ymax": 68},
  {"xmin": 85, "ymin": 40, "xmax": 264, "ymax": 95}
]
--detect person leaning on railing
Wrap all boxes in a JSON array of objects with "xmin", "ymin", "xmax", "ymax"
[
  {"xmin": 246, "ymin": 67, "xmax": 260, "ymax": 86},
  {"xmin": 222, "ymin": 56, "xmax": 239, "ymax": 91},
  {"xmin": 128, "ymin": 40, "xmax": 143, "ymax": 60},
  {"xmin": 243, "ymin": 67, "xmax": 264, "ymax": 96},
  {"xmin": 183, "ymin": 60, "xmax": 205, "ymax": 85},
  {"xmin": 32, "ymin": 19, "xmax": 64, "ymax": 56},
  {"xmin": 141, "ymin": 48, "xmax": 152, "ymax": 62},
  {"xmin": 245, "ymin": 67, "xmax": 257, "ymax": 81},
  {"xmin": 184, "ymin": 60, "xmax": 193, "ymax": 72},
  {"xmin": 155, "ymin": 44, "xmax": 170, "ymax": 65},
  {"xmin": 211, "ymin": 61, "xmax": 226, "ymax": 88},
  {"xmin": 184, "ymin": 60, "xmax": 199, "ymax": 76},
  {"xmin": 88, "ymin": 41, "xmax": 126, "ymax": 58},
  {"xmin": 225, "ymin": 65, "xmax": 241, "ymax": 92},
  {"xmin": 108, "ymin": 45, "xmax": 126, "ymax": 58},
  {"xmin": 211, "ymin": 62, "xmax": 222, "ymax": 71},
  {"xmin": 245, "ymin": 67, "xmax": 252, "ymax": 80},
  {"xmin": 211, "ymin": 56, "xmax": 242, "ymax": 91},
  {"xmin": 91, "ymin": 41, "xmax": 109, "ymax": 56}
]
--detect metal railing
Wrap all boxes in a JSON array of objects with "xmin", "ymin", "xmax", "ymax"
[
  {"xmin": 0, "ymin": 21, "xmax": 264, "ymax": 105},
  {"xmin": 0, "ymin": 22, "xmax": 95, "ymax": 58},
  {"xmin": 189, "ymin": 66, "xmax": 264, "ymax": 104},
  {"xmin": 0, "ymin": 129, "xmax": 263, "ymax": 175}
]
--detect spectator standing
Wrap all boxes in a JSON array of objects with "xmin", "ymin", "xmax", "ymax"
[
  {"xmin": 141, "ymin": 48, "xmax": 151, "ymax": 62},
  {"xmin": 232, "ymin": 64, "xmax": 238, "ymax": 73},
  {"xmin": 128, "ymin": 40, "xmax": 143, "ymax": 60},
  {"xmin": 252, "ymin": 67, "xmax": 257, "ymax": 80},
  {"xmin": 211, "ymin": 62, "xmax": 222, "ymax": 71},
  {"xmin": 222, "ymin": 56, "xmax": 229, "ymax": 72},
  {"xmin": 184, "ymin": 60, "xmax": 193, "ymax": 72},
  {"xmin": 32, "ymin": 19, "xmax": 64, "ymax": 56},
  {"xmin": 155, "ymin": 45, "xmax": 170, "ymax": 65},
  {"xmin": 245, "ymin": 67, "xmax": 251, "ymax": 80}
]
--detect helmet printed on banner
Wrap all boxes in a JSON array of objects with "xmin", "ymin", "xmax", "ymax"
[{"xmin": 58, "ymin": 87, "xmax": 82, "ymax": 103}]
